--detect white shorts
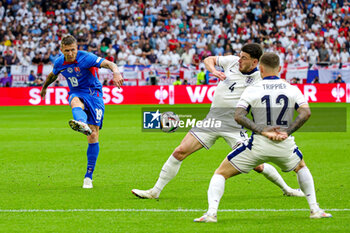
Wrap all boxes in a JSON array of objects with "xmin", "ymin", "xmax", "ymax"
[
  {"xmin": 227, "ymin": 134, "xmax": 303, "ymax": 173},
  {"xmin": 190, "ymin": 129, "xmax": 248, "ymax": 149}
]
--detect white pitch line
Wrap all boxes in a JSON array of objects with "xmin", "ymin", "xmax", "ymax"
[{"xmin": 0, "ymin": 208, "xmax": 349, "ymax": 213}]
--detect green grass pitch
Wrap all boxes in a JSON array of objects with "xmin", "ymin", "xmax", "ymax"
[{"xmin": 0, "ymin": 103, "xmax": 349, "ymax": 232}]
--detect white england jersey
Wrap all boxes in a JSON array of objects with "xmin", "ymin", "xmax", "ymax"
[
  {"xmin": 191, "ymin": 55, "xmax": 261, "ymax": 148},
  {"xmin": 211, "ymin": 55, "xmax": 261, "ymax": 108},
  {"xmin": 206, "ymin": 55, "xmax": 261, "ymax": 129},
  {"xmin": 237, "ymin": 77, "xmax": 308, "ymax": 128},
  {"xmin": 230, "ymin": 77, "xmax": 308, "ymax": 173}
]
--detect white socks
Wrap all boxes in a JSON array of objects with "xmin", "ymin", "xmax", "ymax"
[
  {"xmin": 261, "ymin": 163, "xmax": 291, "ymax": 192},
  {"xmin": 153, "ymin": 155, "xmax": 182, "ymax": 194},
  {"xmin": 297, "ymin": 166, "xmax": 319, "ymax": 212},
  {"xmin": 207, "ymin": 174, "xmax": 226, "ymax": 216}
]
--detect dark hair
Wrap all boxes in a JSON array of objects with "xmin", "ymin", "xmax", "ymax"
[
  {"xmin": 259, "ymin": 52, "xmax": 280, "ymax": 69},
  {"xmin": 241, "ymin": 43, "xmax": 263, "ymax": 60},
  {"xmin": 61, "ymin": 35, "xmax": 77, "ymax": 46}
]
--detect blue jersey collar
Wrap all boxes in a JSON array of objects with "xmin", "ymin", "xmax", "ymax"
[
  {"xmin": 241, "ymin": 67, "xmax": 258, "ymax": 75},
  {"xmin": 263, "ymin": 76, "xmax": 280, "ymax": 80},
  {"xmin": 63, "ymin": 60, "xmax": 78, "ymax": 65}
]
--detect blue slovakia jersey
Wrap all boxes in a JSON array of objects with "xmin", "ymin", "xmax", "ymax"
[{"xmin": 53, "ymin": 51, "xmax": 105, "ymax": 94}]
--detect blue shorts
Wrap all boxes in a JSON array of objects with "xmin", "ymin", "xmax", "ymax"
[{"xmin": 68, "ymin": 91, "xmax": 105, "ymax": 129}]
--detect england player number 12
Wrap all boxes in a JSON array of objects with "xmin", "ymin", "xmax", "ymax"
[{"xmin": 261, "ymin": 94, "xmax": 289, "ymax": 126}]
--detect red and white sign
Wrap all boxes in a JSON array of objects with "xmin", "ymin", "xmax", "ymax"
[
  {"xmin": 0, "ymin": 84, "xmax": 349, "ymax": 106},
  {"xmin": 294, "ymin": 83, "xmax": 348, "ymax": 103}
]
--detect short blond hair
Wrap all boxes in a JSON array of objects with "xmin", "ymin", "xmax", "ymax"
[
  {"xmin": 61, "ymin": 35, "xmax": 77, "ymax": 46},
  {"xmin": 259, "ymin": 52, "xmax": 280, "ymax": 69}
]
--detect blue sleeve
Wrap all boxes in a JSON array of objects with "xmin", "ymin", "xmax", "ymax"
[
  {"xmin": 52, "ymin": 56, "xmax": 63, "ymax": 75},
  {"xmin": 83, "ymin": 51, "xmax": 105, "ymax": 68}
]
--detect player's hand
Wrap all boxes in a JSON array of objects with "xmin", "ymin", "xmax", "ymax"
[
  {"xmin": 212, "ymin": 70, "xmax": 226, "ymax": 81},
  {"xmin": 275, "ymin": 131, "xmax": 288, "ymax": 140},
  {"xmin": 261, "ymin": 126, "xmax": 288, "ymax": 141},
  {"xmin": 113, "ymin": 73, "xmax": 124, "ymax": 88},
  {"xmin": 262, "ymin": 131, "xmax": 287, "ymax": 141},
  {"xmin": 40, "ymin": 88, "xmax": 47, "ymax": 100}
]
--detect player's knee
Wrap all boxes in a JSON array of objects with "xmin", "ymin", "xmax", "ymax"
[
  {"xmin": 294, "ymin": 159, "xmax": 306, "ymax": 172},
  {"xmin": 172, "ymin": 145, "xmax": 189, "ymax": 161},
  {"xmin": 214, "ymin": 169, "xmax": 229, "ymax": 180},
  {"xmin": 88, "ymin": 130, "xmax": 99, "ymax": 143},
  {"xmin": 253, "ymin": 164, "xmax": 264, "ymax": 173},
  {"xmin": 70, "ymin": 97, "xmax": 84, "ymax": 109}
]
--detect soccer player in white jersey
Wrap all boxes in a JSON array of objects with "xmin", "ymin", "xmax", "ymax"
[
  {"xmin": 194, "ymin": 52, "xmax": 332, "ymax": 223},
  {"xmin": 132, "ymin": 44, "xmax": 304, "ymax": 199}
]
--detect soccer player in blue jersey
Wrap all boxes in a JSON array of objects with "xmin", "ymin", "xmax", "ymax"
[{"xmin": 40, "ymin": 35, "xmax": 124, "ymax": 188}]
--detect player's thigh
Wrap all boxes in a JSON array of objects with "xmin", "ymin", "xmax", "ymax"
[
  {"xmin": 269, "ymin": 145, "xmax": 303, "ymax": 172},
  {"xmin": 227, "ymin": 143, "xmax": 263, "ymax": 174},
  {"xmin": 222, "ymin": 130, "xmax": 248, "ymax": 149},
  {"xmin": 84, "ymin": 95, "xmax": 105, "ymax": 127},
  {"xmin": 68, "ymin": 94, "xmax": 84, "ymax": 109},
  {"xmin": 175, "ymin": 132, "xmax": 204, "ymax": 156},
  {"xmin": 189, "ymin": 129, "xmax": 218, "ymax": 150},
  {"xmin": 215, "ymin": 158, "xmax": 241, "ymax": 179}
]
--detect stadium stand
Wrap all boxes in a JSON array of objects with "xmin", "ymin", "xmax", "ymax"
[{"xmin": 0, "ymin": 0, "xmax": 350, "ymax": 86}]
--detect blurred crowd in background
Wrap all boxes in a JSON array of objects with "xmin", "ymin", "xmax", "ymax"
[{"xmin": 0, "ymin": 0, "xmax": 350, "ymax": 86}]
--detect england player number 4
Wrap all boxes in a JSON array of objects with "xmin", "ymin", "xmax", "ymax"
[{"xmin": 228, "ymin": 82, "xmax": 236, "ymax": 92}]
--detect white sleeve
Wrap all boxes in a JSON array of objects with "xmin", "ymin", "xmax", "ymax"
[
  {"xmin": 236, "ymin": 88, "xmax": 252, "ymax": 110},
  {"xmin": 293, "ymin": 86, "xmax": 308, "ymax": 109},
  {"xmin": 217, "ymin": 55, "xmax": 239, "ymax": 71}
]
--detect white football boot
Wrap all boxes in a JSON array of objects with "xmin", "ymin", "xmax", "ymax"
[
  {"xmin": 310, "ymin": 209, "xmax": 332, "ymax": 219},
  {"xmin": 83, "ymin": 177, "xmax": 93, "ymax": 189},
  {"xmin": 194, "ymin": 213, "xmax": 217, "ymax": 223},
  {"xmin": 283, "ymin": 188, "xmax": 305, "ymax": 197},
  {"xmin": 131, "ymin": 189, "xmax": 159, "ymax": 199},
  {"xmin": 69, "ymin": 120, "xmax": 92, "ymax": 136}
]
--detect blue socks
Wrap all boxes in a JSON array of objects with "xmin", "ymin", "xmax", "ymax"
[
  {"xmin": 72, "ymin": 107, "xmax": 87, "ymax": 123},
  {"xmin": 73, "ymin": 107, "xmax": 98, "ymax": 179},
  {"xmin": 85, "ymin": 142, "xmax": 99, "ymax": 179}
]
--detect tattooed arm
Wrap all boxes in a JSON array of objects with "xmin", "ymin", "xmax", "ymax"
[
  {"xmin": 40, "ymin": 72, "xmax": 59, "ymax": 99},
  {"xmin": 234, "ymin": 107, "xmax": 286, "ymax": 141},
  {"xmin": 285, "ymin": 104, "xmax": 311, "ymax": 136},
  {"xmin": 234, "ymin": 107, "xmax": 266, "ymax": 134},
  {"xmin": 100, "ymin": 59, "xmax": 124, "ymax": 88}
]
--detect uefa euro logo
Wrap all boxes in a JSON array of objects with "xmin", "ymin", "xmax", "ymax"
[{"xmin": 143, "ymin": 110, "xmax": 161, "ymax": 129}]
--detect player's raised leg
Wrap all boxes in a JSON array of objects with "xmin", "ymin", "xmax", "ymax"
[
  {"xmin": 69, "ymin": 96, "xmax": 92, "ymax": 136},
  {"xmin": 83, "ymin": 125, "xmax": 100, "ymax": 189},
  {"xmin": 194, "ymin": 158, "xmax": 240, "ymax": 223},
  {"xmin": 132, "ymin": 132, "xmax": 204, "ymax": 199},
  {"xmin": 254, "ymin": 163, "xmax": 304, "ymax": 197},
  {"xmin": 294, "ymin": 160, "xmax": 332, "ymax": 218}
]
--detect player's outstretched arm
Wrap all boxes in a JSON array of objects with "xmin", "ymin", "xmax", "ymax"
[
  {"xmin": 204, "ymin": 56, "xmax": 226, "ymax": 81},
  {"xmin": 234, "ymin": 107, "xmax": 285, "ymax": 141},
  {"xmin": 285, "ymin": 104, "xmax": 311, "ymax": 136},
  {"xmin": 40, "ymin": 72, "xmax": 59, "ymax": 99},
  {"xmin": 100, "ymin": 60, "xmax": 124, "ymax": 88}
]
